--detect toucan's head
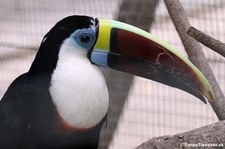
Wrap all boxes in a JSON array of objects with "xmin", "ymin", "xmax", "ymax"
[{"xmin": 31, "ymin": 15, "xmax": 215, "ymax": 103}]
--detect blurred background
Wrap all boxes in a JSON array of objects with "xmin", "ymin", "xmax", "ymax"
[{"xmin": 0, "ymin": 0, "xmax": 224, "ymax": 148}]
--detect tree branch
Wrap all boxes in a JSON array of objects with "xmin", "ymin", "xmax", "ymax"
[
  {"xmin": 186, "ymin": 26, "xmax": 225, "ymax": 58},
  {"xmin": 164, "ymin": 0, "xmax": 225, "ymax": 120},
  {"xmin": 136, "ymin": 120, "xmax": 225, "ymax": 149}
]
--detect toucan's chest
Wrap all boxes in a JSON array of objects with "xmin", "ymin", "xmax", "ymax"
[
  {"xmin": 49, "ymin": 42, "xmax": 109, "ymax": 130},
  {"xmin": 26, "ymin": 95, "xmax": 104, "ymax": 149},
  {"xmin": 29, "ymin": 113, "xmax": 102, "ymax": 149}
]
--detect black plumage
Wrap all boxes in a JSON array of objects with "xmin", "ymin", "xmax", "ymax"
[{"xmin": 0, "ymin": 16, "xmax": 104, "ymax": 149}]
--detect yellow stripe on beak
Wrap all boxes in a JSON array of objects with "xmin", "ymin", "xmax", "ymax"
[{"xmin": 95, "ymin": 20, "xmax": 111, "ymax": 51}]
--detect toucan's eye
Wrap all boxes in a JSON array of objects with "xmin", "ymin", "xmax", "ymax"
[
  {"xmin": 71, "ymin": 27, "xmax": 96, "ymax": 49},
  {"xmin": 80, "ymin": 34, "xmax": 91, "ymax": 43}
]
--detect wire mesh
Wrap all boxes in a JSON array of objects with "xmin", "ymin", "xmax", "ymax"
[{"xmin": 0, "ymin": 0, "xmax": 224, "ymax": 148}]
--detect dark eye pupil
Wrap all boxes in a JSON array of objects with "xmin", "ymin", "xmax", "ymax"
[{"xmin": 80, "ymin": 35, "xmax": 91, "ymax": 43}]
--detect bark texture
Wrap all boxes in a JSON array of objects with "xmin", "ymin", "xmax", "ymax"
[
  {"xmin": 136, "ymin": 120, "xmax": 225, "ymax": 149},
  {"xmin": 186, "ymin": 26, "xmax": 225, "ymax": 58}
]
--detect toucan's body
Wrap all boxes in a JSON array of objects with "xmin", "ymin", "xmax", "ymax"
[
  {"xmin": 0, "ymin": 16, "xmax": 108, "ymax": 149},
  {"xmin": 0, "ymin": 16, "xmax": 215, "ymax": 149},
  {"xmin": 0, "ymin": 73, "xmax": 105, "ymax": 149}
]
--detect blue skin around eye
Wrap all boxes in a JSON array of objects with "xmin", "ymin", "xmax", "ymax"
[{"xmin": 70, "ymin": 28, "xmax": 96, "ymax": 49}]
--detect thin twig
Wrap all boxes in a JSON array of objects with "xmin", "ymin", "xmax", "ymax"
[
  {"xmin": 186, "ymin": 26, "xmax": 225, "ymax": 58},
  {"xmin": 164, "ymin": 0, "xmax": 225, "ymax": 120}
]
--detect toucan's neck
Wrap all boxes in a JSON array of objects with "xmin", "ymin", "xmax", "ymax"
[
  {"xmin": 28, "ymin": 40, "xmax": 61, "ymax": 76},
  {"xmin": 28, "ymin": 25, "xmax": 72, "ymax": 76},
  {"xmin": 49, "ymin": 39, "xmax": 109, "ymax": 129}
]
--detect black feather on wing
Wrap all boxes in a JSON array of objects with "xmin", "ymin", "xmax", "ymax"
[{"xmin": 0, "ymin": 73, "xmax": 52, "ymax": 149}]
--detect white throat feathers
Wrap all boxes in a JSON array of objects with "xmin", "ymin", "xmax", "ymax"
[{"xmin": 49, "ymin": 38, "xmax": 109, "ymax": 129}]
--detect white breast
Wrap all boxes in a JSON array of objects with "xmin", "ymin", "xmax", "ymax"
[{"xmin": 49, "ymin": 38, "xmax": 109, "ymax": 129}]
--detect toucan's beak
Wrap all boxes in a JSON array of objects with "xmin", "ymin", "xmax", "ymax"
[{"xmin": 90, "ymin": 19, "xmax": 216, "ymax": 103}]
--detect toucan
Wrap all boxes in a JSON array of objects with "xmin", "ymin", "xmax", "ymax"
[{"xmin": 0, "ymin": 15, "xmax": 215, "ymax": 149}]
